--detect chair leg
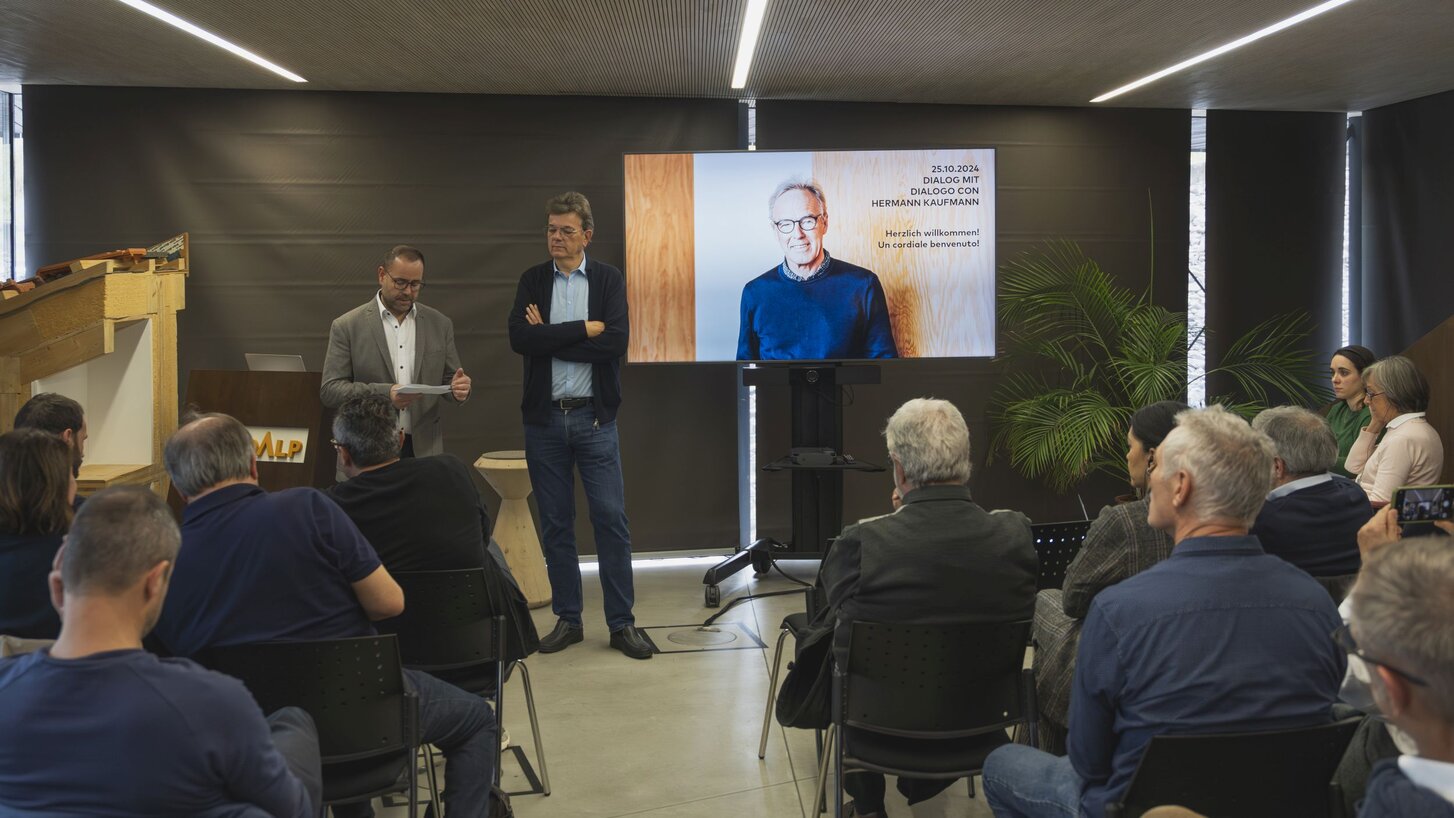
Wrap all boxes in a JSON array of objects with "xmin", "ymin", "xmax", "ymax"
[
  {"xmin": 517, "ymin": 660, "xmax": 551, "ymax": 796},
  {"xmin": 423, "ymin": 744, "xmax": 442, "ymax": 816},
  {"xmin": 759, "ymin": 627, "xmax": 789, "ymax": 759},
  {"xmin": 832, "ymin": 723, "xmax": 845, "ymax": 818},
  {"xmin": 408, "ymin": 745, "xmax": 421, "ymax": 818},
  {"xmin": 814, "ymin": 723, "xmax": 836, "ymax": 816}
]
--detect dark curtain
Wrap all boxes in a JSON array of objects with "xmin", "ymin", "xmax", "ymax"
[
  {"xmin": 1359, "ymin": 89, "xmax": 1454, "ymax": 355},
  {"xmin": 754, "ymin": 101, "xmax": 1190, "ymax": 538},
  {"xmin": 1204, "ymin": 110, "xmax": 1346, "ymax": 403},
  {"xmin": 23, "ymin": 85, "xmax": 740, "ymax": 553}
]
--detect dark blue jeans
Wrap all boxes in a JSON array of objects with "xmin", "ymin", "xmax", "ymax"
[
  {"xmin": 333, "ymin": 669, "xmax": 496, "ymax": 818},
  {"xmin": 981, "ymin": 744, "xmax": 1084, "ymax": 818},
  {"xmin": 524, "ymin": 405, "xmax": 635, "ymax": 631}
]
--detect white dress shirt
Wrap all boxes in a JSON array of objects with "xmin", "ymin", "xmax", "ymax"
[
  {"xmin": 1400, "ymin": 755, "xmax": 1454, "ymax": 806},
  {"xmin": 377, "ymin": 291, "xmax": 417, "ymax": 435}
]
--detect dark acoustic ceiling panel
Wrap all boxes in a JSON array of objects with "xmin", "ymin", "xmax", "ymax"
[{"xmin": 2, "ymin": 0, "xmax": 1451, "ymax": 110}]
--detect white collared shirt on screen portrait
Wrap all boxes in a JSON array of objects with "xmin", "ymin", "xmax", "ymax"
[{"xmin": 377, "ymin": 291, "xmax": 417, "ymax": 435}]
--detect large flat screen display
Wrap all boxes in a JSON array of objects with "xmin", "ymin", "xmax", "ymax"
[{"xmin": 623, "ymin": 147, "xmax": 996, "ymax": 363}]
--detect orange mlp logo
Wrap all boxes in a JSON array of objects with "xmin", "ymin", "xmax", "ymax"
[{"xmin": 254, "ymin": 431, "xmax": 305, "ymax": 460}]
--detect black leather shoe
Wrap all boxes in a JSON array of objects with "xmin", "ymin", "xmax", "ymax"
[
  {"xmin": 538, "ymin": 619, "xmax": 583, "ymax": 653},
  {"xmin": 609, "ymin": 625, "xmax": 654, "ymax": 660}
]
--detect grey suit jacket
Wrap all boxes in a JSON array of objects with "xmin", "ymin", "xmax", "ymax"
[{"xmin": 321, "ymin": 296, "xmax": 463, "ymax": 458}]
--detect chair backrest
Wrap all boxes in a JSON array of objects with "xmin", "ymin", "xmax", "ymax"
[
  {"xmin": 840, "ymin": 619, "xmax": 1032, "ymax": 739},
  {"xmin": 204, "ymin": 634, "xmax": 412, "ymax": 764},
  {"xmin": 378, "ymin": 569, "xmax": 503, "ymax": 672},
  {"xmin": 1031, "ymin": 520, "xmax": 1093, "ymax": 590},
  {"xmin": 1109, "ymin": 716, "xmax": 1363, "ymax": 818}
]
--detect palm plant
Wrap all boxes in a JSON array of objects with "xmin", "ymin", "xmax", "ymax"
[{"xmin": 989, "ymin": 240, "xmax": 1327, "ymax": 493}]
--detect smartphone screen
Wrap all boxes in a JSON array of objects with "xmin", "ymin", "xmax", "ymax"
[{"xmin": 1395, "ymin": 485, "xmax": 1454, "ymax": 523}]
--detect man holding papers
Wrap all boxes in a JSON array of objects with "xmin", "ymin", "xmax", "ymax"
[{"xmin": 321, "ymin": 244, "xmax": 471, "ymax": 460}]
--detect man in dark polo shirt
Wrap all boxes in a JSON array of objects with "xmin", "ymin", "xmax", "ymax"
[
  {"xmin": 326, "ymin": 394, "xmax": 488, "ymax": 573},
  {"xmin": 153, "ymin": 412, "xmax": 498, "ymax": 818},
  {"xmin": 0, "ymin": 487, "xmax": 321, "ymax": 816}
]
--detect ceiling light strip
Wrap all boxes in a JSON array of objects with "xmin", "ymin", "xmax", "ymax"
[
  {"xmin": 114, "ymin": 0, "xmax": 307, "ymax": 83},
  {"xmin": 1091, "ymin": 0, "xmax": 1357, "ymax": 103},
  {"xmin": 730, "ymin": 0, "xmax": 770, "ymax": 90}
]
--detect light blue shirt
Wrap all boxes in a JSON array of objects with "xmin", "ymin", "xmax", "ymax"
[
  {"xmin": 551, "ymin": 255, "xmax": 593, "ymax": 399},
  {"xmin": 1266, "ymin": 471, "xmax": 1335, "ymax": 501}
]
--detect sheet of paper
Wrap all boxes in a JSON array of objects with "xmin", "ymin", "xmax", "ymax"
[{"xmin": 396, "ymin": 384, "xmax": 451, "ymax": 395}]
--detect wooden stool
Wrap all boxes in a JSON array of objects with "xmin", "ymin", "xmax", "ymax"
[{"xmin": 475, "ymin": 450, "xmax": 552, "ymax": 609}]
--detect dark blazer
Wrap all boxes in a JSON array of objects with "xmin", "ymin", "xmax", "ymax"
[
  {"xmin": 326, "ymin": 455, "xmax": 489, "ymax": 574},
  {"xmin": 1251, "ymin": 475, "xmax": 1370, "ymax": 576},
  {"xmin": 507, "ymin": 258, "xmax": 629, "ymax": 427},
  {"xmin": 320, "ymin": 296, "xmax": 463, "ymax": 457},
  {"xmin": 815, "ymin": 484, "xmax": 1038, "ymax": 662}
]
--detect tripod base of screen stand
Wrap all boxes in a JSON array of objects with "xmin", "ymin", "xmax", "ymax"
[{"xmin": 702, "ymin": 538, "xmax": 779, "ymax": 607}]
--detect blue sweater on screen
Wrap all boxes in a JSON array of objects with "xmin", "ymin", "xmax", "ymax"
[{"xmin": 736, "ymin": 257, "xmax": 898, "ymax": 360}]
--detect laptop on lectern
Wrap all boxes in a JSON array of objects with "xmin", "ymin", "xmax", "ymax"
[{"xmin": 243, "ymin": 353, "xmax": 307, "ymax": 372}]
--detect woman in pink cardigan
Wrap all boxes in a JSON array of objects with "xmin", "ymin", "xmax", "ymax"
[{"xmin": 1345, "ymin": 355, "xmax": 1444, "ymax": 505}]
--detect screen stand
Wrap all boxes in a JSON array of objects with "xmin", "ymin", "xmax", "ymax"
[{"xmin": 702, "ymin": 364, "xmax": 883, "ymax": 607}]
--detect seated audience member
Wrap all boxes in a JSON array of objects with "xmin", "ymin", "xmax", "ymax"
[
  {"xmin": 0, "ymin": 429, "xmax": 74, "ymax": 639},
  {"xmin": 1346, "ymin": 536, "xmax": 1454, "ymax": 817},
  {"xmin": 0, "ymin": 487, "xmax": 321, "ymax": 816},
  {"xmin": 1250, "ymin": 406, "xmax": 1371, "ymax": 579},
  {"xmin": 13, "ymin": 393, "xmax": 87, "ymax": 506},
  {"xmin": 1033, "ymin": 401, "xmax": 1183, "ymax": 751},
  {"xmin": 812, "ymin": 398, "xmax": 1037, "ymax": 818},
  {"xmin": 151, "ymin": 412, "xmax": 497, "ymax": 818},
  {"xmin": 983, "ymin": 405, "xmax": 1346, "ymax": 818},
  {"xmin": 1326, "ymin": 345, "xmax": 1376, "ymax": 478},
  {"xmin": 326, "ymin": 394, "xmax": 489, "ymax": 572},
  {"xmin": 1345, "ymin": 355, "xmax": 1443, "ymax": 505}
]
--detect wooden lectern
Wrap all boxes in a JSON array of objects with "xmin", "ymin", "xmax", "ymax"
[
  {"xmin": 0, "ymin": 235, "xmax": 188, "ymax": 496},
  {"xmin": 182, "ymin": 370, "xmax": 337, "ymax": 492}
]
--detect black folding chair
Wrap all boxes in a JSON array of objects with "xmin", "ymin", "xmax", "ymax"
[
  {"xmin": 1031, "ymin": 520, "xmax": 1093, "ymax": 591},
  {"xmin": 380, "ymin": 568, "xmax": 550, "ymax": 797},
  {"xmin": 760, "ymin": 583, "xmax": 824, "ymax": 759},
  {"xmin": 204, "ymin": 634, "xmax": 427, "ymax": 817},
  {"xmin": 818, "ymin": 619, "xmax": 1036, "ymax": 817},
  {"xmin": 1104, "ymin": 716, "xmax": 1363, "ymax": 818}
]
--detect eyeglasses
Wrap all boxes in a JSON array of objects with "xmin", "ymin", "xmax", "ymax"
[
  {"xmin": 773, "ymin": 214, "xmax": 823, "ymax": 234},
  {"xmin": 1332, "ymin": 623, "xmax": 1428, "ymax": 687},
  {"xmin": 545, "ymin": 226, "xmax": 582, "ymax": 238},
  {"xmin": 387, "ymin": 276, "xmax": 425, "ymax": 291}
]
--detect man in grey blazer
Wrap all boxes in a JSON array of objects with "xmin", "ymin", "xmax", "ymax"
[{"xmin": 321, "ymin": 245, "xmax": 471, "ymax": 461}]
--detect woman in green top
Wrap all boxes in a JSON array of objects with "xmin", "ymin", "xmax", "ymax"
[{"xmin": 1326, "ymin": 344, "xmax": 1376, "ymax": 477}]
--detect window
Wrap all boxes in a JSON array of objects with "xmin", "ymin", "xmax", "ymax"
[
  {"xmin": 1188, "ymin": 110, "xmax": 1207, "ymax": 407},
  {"xmin": 1, "ymin": 90, "xmax": 23, "ymax": 282}
]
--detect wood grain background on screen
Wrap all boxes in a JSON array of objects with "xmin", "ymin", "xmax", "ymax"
[
  {"xmin": 624, "ymin": 153, "xmax": 695, "ymax": 362},
  {"xmin": 813, "ymin": 150, "xmax": 995, "ymax": 358}
]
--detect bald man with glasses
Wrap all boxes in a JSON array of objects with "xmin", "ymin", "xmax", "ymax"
[{"xmin": 322, "ymin": 244, "xmax": 471, "ymax": 461}]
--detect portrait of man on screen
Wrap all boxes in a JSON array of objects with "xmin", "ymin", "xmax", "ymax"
[{"xmin": 736, "ymin": 178, "xmax": 898, "ymax": 361}]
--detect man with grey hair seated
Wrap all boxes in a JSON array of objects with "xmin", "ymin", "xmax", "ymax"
[
  {"xmin": 1346, "ymin": 537, "xmax": 1454, "ymax": 816},
  {"xmin": 1251, "ymin": 406, "xmax": 1372, "ymax": 581},
  {"xmin": 327, "ymin": 394, "xmax": 490, "ymax": 573},
  {"xmin": 983, "ymin": 405, "xmax": 1345, "ymax": 818},
  {"xmin": 0, "ymin": 487, "xmax": 321, "ymax": 816},
  {"xmin": 811, "ymin": 397, "xmax": 1037, "ymax": 818},
  {"xmin": 151, "ymin": 412, "xmax": 498, "ymax": 818}
]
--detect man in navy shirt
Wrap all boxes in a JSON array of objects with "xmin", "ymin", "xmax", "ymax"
[
  {"xmin": 983, "ymin": 405, "xmax": 1345, "ymax": 817},
  {"xmin": 1348, "ymin": 536, "xmax": 1454, "ymax": 817},
  {"xmin": 0, "ymin": 486, "xmax": 321, "ymax": 816},
  {"xmin": 1251, "ymin": 406, "xmax": 1371, "ymax": 578},
  {"xmin": 737, "ymin": 179, "xmax": 898, "ymax": 361},
  {"xmin": 154, "ymin": 413, "xmax": 498, "ymax": 818}
]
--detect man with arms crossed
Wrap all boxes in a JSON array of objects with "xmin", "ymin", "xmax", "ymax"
[
  {"xmin": 322, "ymin": 244, "xmax": 471, "ymax": 459},
  {"xmin": 737, "ymin": 179, "xmax": 897, "ymax": 361},
  {"xmin": 0, "ymin": 487, "xmax": 322, "ymax": 816},
  {"xmin": 507, "ymin": 191, "xmax": 650, "ymax": 660}
]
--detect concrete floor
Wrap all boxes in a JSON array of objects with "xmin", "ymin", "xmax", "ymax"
[{"xmin": 375, "ymin": 556, "xmax": 995, "ymax": 818}]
